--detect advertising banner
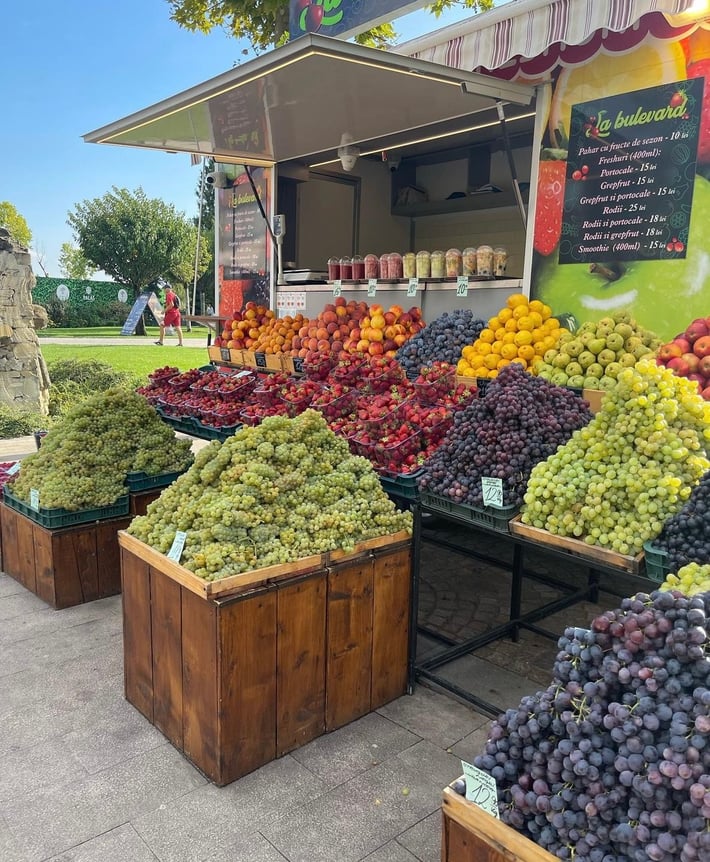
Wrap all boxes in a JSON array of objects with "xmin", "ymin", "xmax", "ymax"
[
  {"xmin": 528, "ymin": 21, "xmax": 710, "ymax": 341},
  {"xmin": 289, "ymin": 0, "xmax": 427, "ymax": 42}
]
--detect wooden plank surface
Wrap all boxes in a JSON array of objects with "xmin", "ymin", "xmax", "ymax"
[
  {"xmin": 441, "ymin": 788, "xmax": 558, "ymax": 862},
  {"xmin": 218, "ymin": 589, "xmax": 277, "ymax": 784},
  {"xmin": 32, "ymin": 523, "xmax": 57, "ymax": 607},
  {"xmin": 181, "ymin": 587, "xmax": 219, "ymax": 781},
  {"xmin": 325, "ymin": 557, "xmax": 374, "ymax": 731},
  {"xmin": 371, "ymin": 546, "xmax": 411, "ymax": 710},
  {"xmin": 52, "ymin": 524, "xmax": 99, "ymax": 608},
  {"xmin": 276, "ymin": 573, "xmax": 326, "ymax": 756},
  {"xmin": 509, "ymin": 517, "xmax": 643, "ymax": 573},
  {"xmin": 0, "ymin": 503, "xmax": 19, "ymax": 582},
  {"xmin": 129, "ymin": 490, "xmax": 162, "ymax": 517},
  {"xmin": 324, "ymin": 531, "xmax": 412, "ymax": 565},
  {"xmin": 16, "ymin": 508, "xmax": 37, "ymax": 592},
  {"xmin": 121, "ymin": 547, "xmax": 154, "ymax": 721},
  {"xmin": 95, "ymin": 518, "xmax": 130, "ymax": 598},
  {"xmin": 150, "ymin": 567, "xmax": 184, "ymax": 749}
]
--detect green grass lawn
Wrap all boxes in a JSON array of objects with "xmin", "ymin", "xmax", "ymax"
[
  {"xmin": 38, "ymin": 326, "xmax": 210, "ymax": 339},
  {"xmin": 40, "ymin": 344, "xmax": 208, "ymax": 382}
]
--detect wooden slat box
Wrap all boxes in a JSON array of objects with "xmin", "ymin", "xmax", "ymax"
[
  {"xmin": 441, "ymin": 785, "xmax": 558, "ymax": 862},
  {"xmin": 0, "ymin": 501, "xmax": 131, "ymax": 609},
  {"xmin": 119, "ymin": 530, "xmax": 412, "ymax": 786},
  {"xmin": 509, "ymin": 516, "xmax": 643, "ymax": 574}
]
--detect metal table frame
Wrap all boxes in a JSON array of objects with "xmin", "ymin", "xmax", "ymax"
[{"xmin": 406, "ymin": 502, "xmax": 653, "ymax": 717}]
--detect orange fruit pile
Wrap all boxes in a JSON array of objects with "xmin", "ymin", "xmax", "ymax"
[{"xmin": 457, "ymin": 293, "xmax": 564, "ymax": 379}]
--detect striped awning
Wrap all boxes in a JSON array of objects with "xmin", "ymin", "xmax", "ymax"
[{"xmin": 400, "ymin": 0, "xmax": 703, "ymax": 74}]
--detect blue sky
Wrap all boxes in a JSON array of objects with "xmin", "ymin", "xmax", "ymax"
[{"xmin": 1, "ymin": 1, "xmax": 480, "ymax": 278}]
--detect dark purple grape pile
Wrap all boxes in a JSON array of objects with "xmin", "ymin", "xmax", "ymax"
[
  {"xmin": 474, "ymin": 591, "xmax": 710, "ymax": 862},
  {"xmin": 395, "ymin": 309, "xmax": 485, "ymax": 376},
  {"xmin": 652, "ymin": 472, "xmax": 710, "ymax": 572},
  {"xmin": 417, "ymin": 363, "xmax": 593, "ymax": 507}
]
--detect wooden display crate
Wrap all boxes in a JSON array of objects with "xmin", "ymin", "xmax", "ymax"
[
  {"xmin": 119, "ymin": 530, "xmax": 412, "ymax": 785},
  {"xmin": 129, "ymin": 489, "xmax": 163, "ymax": 517},
  {"xmin": 441, "ymin": 785, "xmax": 557, "ymax": 862},
  {"xmin": 0, "ymin": 501, "xmax": 131, "ymax": 609},
  {"xmin": 242, "ymin": 350, "xmax": 284, "ymax": 372},
  {"xmin": 509, "ymin": 516, "xmax": 643, "ymax": 574}
]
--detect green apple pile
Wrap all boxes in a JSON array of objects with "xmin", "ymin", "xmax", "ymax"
[
  {"xmin": 128, "ymin": 410, "xmax": 412, "ymax": 580},
  {"xmin": 11, "ymin": 388, "xmax": 193, "ymax": 510},
  {"xmin": 532, "ymin": 310, "xmax": 661, "ymax": 390},
  {"xmin": 521, "ymin": 359, "xmax": 710, "ymax": 555}
]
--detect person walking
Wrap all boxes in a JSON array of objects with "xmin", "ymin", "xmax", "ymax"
[{"xmin": 155, "ymin": 283, "xmax": 183, "ymax": 346}]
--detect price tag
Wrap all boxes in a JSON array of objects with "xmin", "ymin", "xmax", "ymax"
[
  {"xmin": 255, "ymin": 352, "xmax": 267, "ymax": 368},
  {"xmin": 476, "ymin": 377, "xmax": 490, "ymax": 397},
  {"xmin": 7, "ymin": 461, "xmax": 21, "ymax": 476},
  {"xmin": 332, "ymin": 280, "xmax": 342, "ymax": 298},
  {"xmin": 367, "ymin": 279, "xmax": 378, "ymax": 298},
  {"xmin": 167, "ymin": 530, "xmax": 187, "ymax": 562},
  {"xmin": 235, "ymin": 369, "xmax": 252, "ymax": 378},
  {"xmin": 407, "ymin": 278, "xmax": 419, "ymax": 297},
  {"xmin": 461, "ymin": 760, "xmax": 499, "ymax": 818},
  {"xmin": 30, "ymin": 489, "xmax": 40, "ymax": 511},
  {"xmin": 481, "ymin": 477, "xmax": 504, "ymax": 508},
  {"xmin": 293, "ymin": 357, "xmax": 305, "ymax": 374},
  {"xmin": 220, "ymin": 348, "xmax": 231, "ymax": 362},
  {"xmin": 456, "ymin": 276, "xmax": 469, "ymax": 297}
]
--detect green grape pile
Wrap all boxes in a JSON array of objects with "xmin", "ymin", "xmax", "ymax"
[
  {"xmin": 521, "ymin": 359, "xmax": 710, "ymax": 555},
  {"xmin": 661, "ymin": 562, "xmax": 710, "ymax": 596},
  {"xmin": 12, "ymin": 388, "xmax": 193, "ymax": 510},
  {"xmin": 128, "ymin": 409, "xmax": 413, "ymax": 580}
]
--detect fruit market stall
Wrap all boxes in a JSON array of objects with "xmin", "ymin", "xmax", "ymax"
[
  {"xmin": 119, "ymin": 410, "xmax": 414, "ymax": 784},
  {"xmin": 1, "ymin": 389, "xmax": 193, "ymax": 609}
]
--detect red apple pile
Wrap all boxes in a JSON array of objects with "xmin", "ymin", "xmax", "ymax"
[{"xmin": 656, "ymin": 316, "xmax": 710, "ymax": 399}]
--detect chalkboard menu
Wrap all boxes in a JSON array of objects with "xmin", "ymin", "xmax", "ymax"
[
  {"xmin": 560, "ymin": 78, "xmax": 703, "ymax": 264},
  {"xmin": 120, "ymin": 292, "xmax": 162, "ymax": 335},
  {"xmin": 218, "ymin": 169, "xmax": 270, "ymax": 281}
]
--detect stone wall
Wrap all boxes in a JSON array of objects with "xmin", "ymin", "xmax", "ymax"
[{"xmin": 0, "ymin": 228, "xmax": 51, "ymax": 414}]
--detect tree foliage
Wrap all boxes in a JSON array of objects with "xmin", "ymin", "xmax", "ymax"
[
  {"xmin": 67, "ymin": 187, "xmax": 210, "ymax": 299},
  {"xmin": 166, "ymin": 0, "xmax": 493, "ymax": 52},
  {"xmin": 58, "ymin": 243, "xmax": 96, "ymax": 281},
  {"xmin": 0, "ymin": 201, "xmax": 32, "ymax": 247}
]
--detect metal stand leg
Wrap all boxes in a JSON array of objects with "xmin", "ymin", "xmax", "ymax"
[
  {"xmin": 509, "ymin": 543, "xmax": 523, "ymax": 643},
  {"xmin": 407, "ymin": 503, "xmax": 422, "ymax": 695}
]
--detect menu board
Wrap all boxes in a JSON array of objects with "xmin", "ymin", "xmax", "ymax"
[
  {"xmin": 559, "ymin": 78, "xmax": 703, "ymax": 264},
  {"xmin": 219, "ymin": 169, "xmax": 270, "ymax": 280}
]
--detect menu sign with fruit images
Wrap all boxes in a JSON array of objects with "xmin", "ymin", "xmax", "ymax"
[{"xmin": 559, "ymin": 78, "xmax": 703, "ymax": 264}]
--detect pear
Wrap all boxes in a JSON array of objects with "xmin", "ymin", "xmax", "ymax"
[
  {"xmin": 578, "ymin": 350, "xmax": 596, "ymax": 369},
  {"xmin": 597, "ymin": 348, "xmax": 617, "ymax": 367},
  {"xmin": 598, "ymin": 376, "xmax": 618, "ymax": 390},
  {"xmin": 595, "ymin": 323, "xmax": 614, "ymax": 338},
  {"xmin": 567, "ymin": 374, "xmax": 585, "ymax": 389},
  {"xmin": 543, "ymin": 349, "xmax": 559, "ymax": 364},
  {"xmin": 614, "ymin": 322, "xmax": 633, "ymax": 339},
  {"xmin": 552, "ymin": 352, "xmax": 571, "ymax": 369},
  {"xmin": 605, "ymin": 332, "xmax": 624, "ymax": 352},
  {"xmin": 580, "ymin": 331, "xmax": 596, "ymax": 347},
  {"xmin": 604, "ymin": 361, "xmax": 623, "ymax": 379},
  {"xmin": 587, "ymin": 362, "xmax": 604, "ymax": 378},
  {"xmin": 619, "ymin": 352, "xmax": 637, "ymax": 367},
  {"xmin": 565, "ymin": 361, "xmax": 583, "ymax": 377},
  {"xmin": 583, "ymin": 375, "xmax": 601, "ymax": 389},
  {"xmin": 565, "ymin": 339, "xmax": 583, "ymax": 357},
  {"xmin": 588, "ymin": 338, "xmax": 606, "ymax": 355},
  {"xmin": 551, "ymin": 370, "xmax": 569, "ymax": 387}
]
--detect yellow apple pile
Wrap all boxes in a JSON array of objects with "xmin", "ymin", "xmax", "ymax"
[{"xmin": 457, "ymin": 293, "xmax": 564, "ymax": 379}]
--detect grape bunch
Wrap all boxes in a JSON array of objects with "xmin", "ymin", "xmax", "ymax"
[
  {"xmin": 11, "ymin": 388, "xmax": 193, "ymax": 510},
  {"xmin": 651, "ymin": 472, "xmax": 710, "ymax": 573},
  {"xmin": 417, "ymin": 363, "xmax": 593, "ymax": 507},
  {"xmin": 474, "ymin": 590, "xmax": 710, "ymax": 862},
  {"xmin": 395, "ymin": 309, "xmax": 486, "ymax": 377},
  {"xmin": 661, "ymin": 563, "xmax": 710, "ymax": 597},
  {"xmin": 522, "ymin": 360, "xmax": 710, "ymax": 555},
  {"xmin": 128, "ymin": 409, "xmax": 412, "ymax": 580}
]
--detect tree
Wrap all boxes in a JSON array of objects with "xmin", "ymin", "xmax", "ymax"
[
  {"xmin": 58, "ymin": 243, "xmax": 96, "ymax": 280},
  {"xmin": 166, "ymin": 0, "xmax": 493, "ymax": 52},
  {"xmin": 0, "ymin": 201, "xmax": 32, "ymax": 248},
  {"xmin": 67, "ymin": 187, "xmax": 210, "ymax": 334}
]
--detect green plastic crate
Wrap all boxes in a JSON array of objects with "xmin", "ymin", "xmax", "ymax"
[
  {"xmin": 124, "ymin": 469, "xmax": 186, "ymax": 493},
  {"xmin": 643, "ymin": 541, "xmax": 670, "ymax": 583},
  {"xmin": 378, "ymin": 470, "xmax": 424, "ymax": 501},
  {"xmin": 420, "ymin": 491, "xmax": 518, "ymax": 533},
  {"xmin": 3, "ymin": 486, "xmax": 129, "ymax": 530}
]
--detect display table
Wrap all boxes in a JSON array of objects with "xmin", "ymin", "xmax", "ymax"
[
  {"xmin": 119, "ymin": 530, "xmax": 412, "ymax": 785},
  {"xmin": 410, "ymin": 503, "xmax": 656, "ymax": 716},
  {"xmin": 441, "ymin": 785, "xmax": 557, "ymax": 862},
  {"xmin": 181, "ymin": 315, "xmax": 229, "ymax": 346},
  {"xmin": 0, "ymin": 502, "xmax": 131, "ymax": 609}
]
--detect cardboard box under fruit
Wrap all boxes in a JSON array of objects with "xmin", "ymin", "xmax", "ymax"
[
  {"xmin": 509, "ymin": 516, "xmax": 642, "ymax": 574},
  {"xmin": 117, "ymin": 529, "xmax": 411, "ymax": 600}
]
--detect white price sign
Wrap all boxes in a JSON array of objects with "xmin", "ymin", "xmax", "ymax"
[
  {"xmin": 407, "ymin": 278, "xmax": 419, "ymax": 297},
  {"xmin": 461, "ymin": 760, "xmax": 499, "ymax": 818},
  {"xmin": 456, "ymin": 276, "xmax": 469, "ymax": 297},
  {"xmin": 332, "ymin": 280, "xmax": 342, "ymax": 298},
  {"xmin": 481, "ymin": 477, "xmax": 503, "ymax": 508},
  {"xmin": 167, "ymin": 530, "xmax": 187, "ymax": 562},
  {"xmin": 29, "ymin": 488, "xmax": 40, "ymax": 511},
  {"xmin": 7, "ymin": 461, "xmax": 20, "ymax": 476},
  {"xmin": 367, "ymin": 279, "xmax": 378, "ymax": 298}
]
